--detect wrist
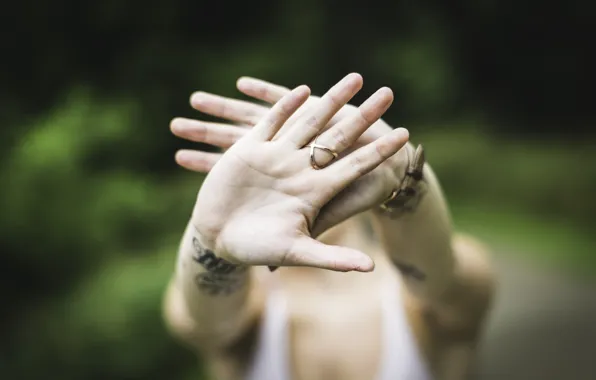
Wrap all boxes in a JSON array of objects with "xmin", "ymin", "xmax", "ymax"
[
  {"xmin": 377, "ymin": 143, "xmax": 426, "ymax": 215},
  {"xmin": 190, "ymin": 205, "xmax": 224, "ymax": 249},
  {"xmin": 189, "ymin": 225, "xmax": 248, "ymax": 274}
]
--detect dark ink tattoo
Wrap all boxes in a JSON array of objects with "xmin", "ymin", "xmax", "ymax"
[
  {"xmin": 393, "ymin": 259, "xmax": 427, "ymax": 281},
  {"xmin": 380, "ymin": 144, "xmax": 427, "ymax": 217},
  {"xmin": 191, "ymin": 236, "xmax": 247, "ymax": 296},
  {"xmin": 192, "ymin": 237, "xmax": 244, "ymax": 274},
  {"xmin": 194, "ymin": 272, "xmax": 247, "ymax": 296}
]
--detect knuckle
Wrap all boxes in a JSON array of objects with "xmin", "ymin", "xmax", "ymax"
[
  {"xmin": 331, "ymin": 128, "xmax": 350, "ymax": 149},
  {"xmin": 358, "ymin": 107, "xmax": 374, "ymax": 125},
  {"xmin": 326, "ymin": 91, "xmax": 342, "ymax": 108},
  {"xmin": 197, "ymin": 124, "xmax": 209, "ymax": 141},
  {"xmin": 350, "ymin": 154, "xmax": 368, "ymax": 176},
  {"xmin": 279, "ymin": 98, "xmax": 295, "ymax": 115},
  {"xmin": 245, "ymin": 111, "xmax": 258, "ymax": 124},
  {"xmin": 375, "ymin": 138, "xmax": 393, "ymax": 159},
  {"xmin": 219, "ymin": 99, "xmax": 229, "ymax": 116},
  {"xmin": 304, "ymin": 115, "xmax": 318, "ymax": 128},
  {"xmin": 258, "ymin": 85, "xmax": 269, "ymax": 100}
]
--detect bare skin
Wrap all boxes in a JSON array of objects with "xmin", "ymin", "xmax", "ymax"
[{"xmin": 163, "ymin": 74, "xmax": 496, "ymax": 380}]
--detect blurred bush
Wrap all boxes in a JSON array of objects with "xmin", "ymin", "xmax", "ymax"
[
  {"xmin": 416, "ymin": 130, "xmax": 596, "ymax": 270},
  {"xmin": 0, "ymin": 92, "xmax": 202, "ymax": 379}
]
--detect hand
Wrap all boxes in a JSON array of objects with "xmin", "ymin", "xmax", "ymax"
[
  {"xmin": 184, "ymin": 74, "xmax": 409, "ymax": 272},
  {"xmin": 172, "ymin": 75, "xmax": 405, "ymax": 237}
]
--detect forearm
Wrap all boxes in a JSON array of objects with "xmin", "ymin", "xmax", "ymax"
[
  {"xmin": 165, "ymin": 218, "xmax": 262, "ymax": 349},
  {"xmin": 371, "ymin": 144, "xmax": 456, "ymax": 304}
]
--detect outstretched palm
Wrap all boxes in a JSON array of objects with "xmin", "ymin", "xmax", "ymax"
[
  {"xmin": 174, "ymin": 75, "xmax": 408, "ymax": 238},
  {"xmin": 181, "ymin": 74, "xmax": 409, "ymax": 272}
]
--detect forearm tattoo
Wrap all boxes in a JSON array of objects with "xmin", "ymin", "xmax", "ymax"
[
  {"xmin": 380, "ymin": 144, "xmax": 427, "ymax": 218},
  {"xmin": 191, "ymin": 237, "xmax": 248, "ymax": 296}
]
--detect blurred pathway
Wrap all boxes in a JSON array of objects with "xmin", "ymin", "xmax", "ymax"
[{"xmin": 475, "ymin": 253, "xmax": 596, "ymax": 379}]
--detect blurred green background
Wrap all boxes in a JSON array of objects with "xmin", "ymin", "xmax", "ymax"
[{"xmin": 1, "ymin": 1, "xmax": 595, "ymax": 379}]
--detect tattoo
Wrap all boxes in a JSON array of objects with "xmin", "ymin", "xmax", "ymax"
[
  {"xmin": 393, "ymin": 259, "xmax": 426, "ymax": 281},
  {"xmin": 191, "ymin": 236, "xmax": 247, "ymax": 296},
  {"xmin": 194, "ymin": 272, "xmax": 247, "ymax": 296},
  {"xmin": 380, "ymin": 144, "xmax": 427, "ymax": 217},
  {"xmin": 383, "ymin": 185, "xmax": 427, "ymax": 217},
  {"xmin": 192, "ymin": 237, "xmax": 243, "ymax": 274}
]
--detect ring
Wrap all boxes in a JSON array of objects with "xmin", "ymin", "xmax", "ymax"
[
  {"xmin": 307, "ymin": 136, "xmax": 338, "ymax": 170},
  {"xmin": 379, "ymin": 189, "xmax": 400, "ymax": 211}
]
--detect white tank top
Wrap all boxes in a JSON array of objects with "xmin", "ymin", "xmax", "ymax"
[{"xmin": 244, "ymin": 274, "xmax": 432, "ymax": 380}]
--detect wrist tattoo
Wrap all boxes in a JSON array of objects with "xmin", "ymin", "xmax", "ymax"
[
  {"xmin": 191, "ymin": 236, "xmax": 247, "ymax": 296},
  {"xmin": 392, "ymin": 259, "xmax": 426, "ymax": 281},
  {"xmin": 192, "ymin": 237, "xmax": 243, "ymax": 274},
  {"xmin": 194, "ymin": 272, "xmax": 247, "ymax": 296},
  {"xmin": 380, "ymin": 144, "xmax": 427, "ymax": 217}
]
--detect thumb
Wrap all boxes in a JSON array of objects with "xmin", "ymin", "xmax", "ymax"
[{"xmin": 283, "ymin": 237, "xmax": 375, "ymax": 272}]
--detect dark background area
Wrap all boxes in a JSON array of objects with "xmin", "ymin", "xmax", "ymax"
[{"xmin": 1, "ymin": 1, "xmax": 595, "ymax": 379}]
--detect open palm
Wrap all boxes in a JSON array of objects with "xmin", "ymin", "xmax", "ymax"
[
  {"xmin": 174, "ymin": 75, "xmax": 407, "ymax": 238},
  {"xmin": 187, "ymin": 74, "xmax": 409, "ymax": 272}
]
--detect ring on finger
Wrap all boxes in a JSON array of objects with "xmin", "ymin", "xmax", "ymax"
[{"xmin": 307, "ymin": 135, "xmax": 338, "ymax": 170}]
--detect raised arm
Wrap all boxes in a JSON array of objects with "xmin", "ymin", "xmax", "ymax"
[
  {"xmin": 371, "ymin": 143, "xmax": 456, "ymax": 302},
  {"xmin": 370, "ymin": 143, "xmax": 495, "ymax": 326},
  {"xmin": 162, "ymin": 221, "xmax": 263, "ymax": 352}
]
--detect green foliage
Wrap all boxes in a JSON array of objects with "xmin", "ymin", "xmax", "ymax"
[
  {"xmin": 5, "ymin": 249, "xmax": 201, "ymax": 380},
  {"xmin": 417, "ymin": 130, "xmax": 596, "ymax": 230},
  {"xmin": 0, "ymin": 91, "xmax": 201, "ymax": 379},
  {"xmin": 417, "ymin": 129, "xmax": 596, "ymax": 271}
]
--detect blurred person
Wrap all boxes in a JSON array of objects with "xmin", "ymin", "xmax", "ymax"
[{"xmin": 163, "ymin": 73, "xmax": 495, "ymax": 380}]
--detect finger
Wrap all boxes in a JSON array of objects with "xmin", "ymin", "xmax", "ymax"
[
  {"xmin": 190, "ymin": 91, "xmax": 269, "ymax": 125},
  {"xmin": 308, "ymin": 87, "xmax": 394, "ymax": 169},
  {"xmin": 324, "ymin": 128, "xmax": 409, "ymax": 188},
  {"xmin": 236, "ymin": 77, "xmax": 291, "ymax": 104},
  {"xmin": 283, "ymin": 73, "xmax": 363, "ymax": 147},
  {"xmin": 175, "ymin": 150, "xmax": 222, "ymax": 173},
  {"xmin": 311, "ymin": 176, "xmax": 384, "ymax": 238},
  {"xmin": 282, "ymin": 237, "xmax": 374, "ymax": 272},
  {"xmin": 249, "ymin": 85, "xmax": 311, "ymax": 141},
  {"xmin": 170, "ymin": 117, "xmax": 247, "ymax": 149}
]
